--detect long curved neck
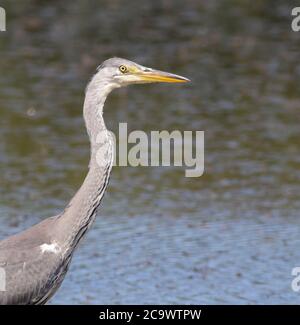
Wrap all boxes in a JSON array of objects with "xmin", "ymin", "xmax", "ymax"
[{"xmin": 56, "ymin": 74, "xmax": 116, "ymax": 252}]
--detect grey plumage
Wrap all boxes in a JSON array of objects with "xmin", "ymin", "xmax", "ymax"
[{"xmin": 0, "ymin": 58, "xmax": 189, "ymax": 304}]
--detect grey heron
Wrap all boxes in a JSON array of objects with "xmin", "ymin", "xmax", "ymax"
[{"xmin": 0, "ymin": 58, "xmax": 189, "ymax": 305}]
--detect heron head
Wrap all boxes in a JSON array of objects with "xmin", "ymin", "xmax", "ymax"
[{"xmin": 96, "ymin": 57, "xmax": 190, "ymax": 88}]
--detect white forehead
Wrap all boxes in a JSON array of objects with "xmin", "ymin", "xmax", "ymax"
[{"xmin": 97, "ymin": 57, "xmax": 142, "ymax": 71}]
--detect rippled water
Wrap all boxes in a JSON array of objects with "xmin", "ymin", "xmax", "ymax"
[{"xmin": 0, "ymin": 0, "xmax": 300, "ymax": 304}]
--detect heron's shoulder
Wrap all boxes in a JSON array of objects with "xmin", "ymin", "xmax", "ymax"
[{"xmin": 0, "ymin": 215, "xmax": 59, "ymax": 252}]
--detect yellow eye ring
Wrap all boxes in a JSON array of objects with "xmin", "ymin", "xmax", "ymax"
[{"xmin": 119, "ymin": 65, "xmax": 128, "ymax": 73}]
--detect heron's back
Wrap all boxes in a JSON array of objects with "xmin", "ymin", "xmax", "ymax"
[{"xmin": 0, "ymin": 216, "xmax": 70, "ymax": 304}]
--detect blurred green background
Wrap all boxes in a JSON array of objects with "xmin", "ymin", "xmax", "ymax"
[{"xmin": 0, "ymin": 0, "xmax": 299, "ymax": 304}]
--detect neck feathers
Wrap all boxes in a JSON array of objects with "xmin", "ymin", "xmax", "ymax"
[{"xmin": 55, "ymin": 72, "xmax": 114, "ymax": 252}]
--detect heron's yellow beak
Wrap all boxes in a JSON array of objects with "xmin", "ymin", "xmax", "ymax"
[{"xmin": 132, "ymin": 67, "xmax": 190, "ymax": 83}]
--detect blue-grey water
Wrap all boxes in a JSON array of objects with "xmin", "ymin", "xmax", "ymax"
[{"xmin": 0, "ymin": 0, "xmax": 300, "ymax": 304}]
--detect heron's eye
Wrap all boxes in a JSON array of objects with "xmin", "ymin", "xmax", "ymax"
[{"xmin": 119, "ymin": 65, "xmax": 128, "ymax": 73}]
